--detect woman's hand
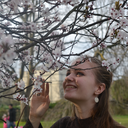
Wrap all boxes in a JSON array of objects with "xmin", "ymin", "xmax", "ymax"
[{"xmin": 29, "ymin": 81, "xmax": 50, "ymax": 128}]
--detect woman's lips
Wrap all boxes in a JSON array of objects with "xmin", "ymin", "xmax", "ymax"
[{"xmin": 65, "ymin": 85, "xmax": 77, "ymax": 91}]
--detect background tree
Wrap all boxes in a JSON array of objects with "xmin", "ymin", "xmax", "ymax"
[
  {"xmin": 111, "ymin": 69, "xmax": 128, "ymax": 110},
  {"xmin": 0, "ymin": 0, "xmax": 128, "ymax": 124}
]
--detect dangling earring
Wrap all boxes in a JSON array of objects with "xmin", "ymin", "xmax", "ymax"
[{"xmin": 95, "ymin": 97, "xmax": 99, "ymax": 103}]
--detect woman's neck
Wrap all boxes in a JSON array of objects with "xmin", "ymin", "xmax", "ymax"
[{"xmin": 74, "ymin": 102, "xmax": 95, "ymax": 119}]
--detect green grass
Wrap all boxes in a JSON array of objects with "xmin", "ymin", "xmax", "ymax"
[
  {"xmin": 113, "ymin": 115, "xmax": 128, "ymax": 128},
  {"xmin": 0, "ymin": 121, "xmax": 55, "ymax": 128},
  {"xmin": 0, "ymin": 115, "xmax": 127, "ymax": 128}
]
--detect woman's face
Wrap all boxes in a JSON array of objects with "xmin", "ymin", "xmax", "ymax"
[{"xmin": 63, "ymin": 61, "xmax": 99, "ymax": 104}]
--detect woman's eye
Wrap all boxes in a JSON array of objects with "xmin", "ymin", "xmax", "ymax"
[
  {"xmin": 76, "ymin": 72, "xmax": 84, "ymax": 76},
  {"xmin": 66, "ymin": 72, "xmax": 70, "ymax": 76}
]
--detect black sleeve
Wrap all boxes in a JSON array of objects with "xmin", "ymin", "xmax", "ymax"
[
  {"xmin": 23, "ymin": 119, "xmax": 42, "ymax": 128},
  {"xmin": 9, "ymin": 108, "xmax": 16, "ymax": 122},
  {"xmin": 14, "ymin": 109, "xmax": 16, "ymax": 121}
]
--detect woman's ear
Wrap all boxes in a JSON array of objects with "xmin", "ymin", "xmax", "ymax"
[{"xmin": 95, "ymin": 83, "xmax": 106, "ymax": 95}]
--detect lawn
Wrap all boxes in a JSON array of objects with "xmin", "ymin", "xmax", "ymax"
[
  {"xmin": 0, "ymin": 115, "xmax": 128, "ymax": 128},
  {"xmin": 113, "ymin": 115, "xmax": 128, "ymax": 127}
]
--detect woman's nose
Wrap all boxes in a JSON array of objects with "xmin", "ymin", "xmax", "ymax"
[{"xmin": 65, "ymin": 73, "xmax": 74, "ymax": 81}]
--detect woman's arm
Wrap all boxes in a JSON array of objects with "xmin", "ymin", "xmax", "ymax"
[{"xmin": 29, "ymin": 82, "xmax": 50, "ymax": 128}]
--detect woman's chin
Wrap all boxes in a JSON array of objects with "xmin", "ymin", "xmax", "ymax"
[{"xmin": 64, "ymin": 93, "xmax": 76, "ymax": 101}]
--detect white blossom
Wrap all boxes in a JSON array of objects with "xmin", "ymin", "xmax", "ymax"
[
  {"xmin": 20, "ymin": 94, "xmax": 28, "ymax": 105},
  {"xmin": 13, "ymin": 93, "xmax": 28, "ymax": 105},
  {"xmin": 24, "ymin": 55, "xmax": 33, "ymax": 63},
  {"xmin": 0, "ymin": 29, "xmax": 5, "ymax": 37},
  {"xmin": 4, "ymin": 49, "xmax": 17, "ymax": 64},
  {"xmin": 32, "ymin": 86, "xmax": 43, "ymax": 94},
  {"xmin": 117, "ymin": 30, "xmax": 127, "ymax": 40},
  {"xmin": 52, "ymin": 47, "xmax": 62, "ymax": 58},
  {"xmin": 100, "ymin": 43, "xmax": 107, "ymax": 50},
  {"xmin": 13, "ymin": 93, "xmax": 21, "ymax": 99},
  {"xmin": 1, "ymin": 78, "xmax": 14, "ymax": 88},
  {"xmin": 17, "ymin": 80, "xmax": 25, "ymax": 90},
  {"xmin": 34, "ymin": 80, "xmax": 42, "ymax": 87},
  {"xmin": 41, "ymin": 8, "xmax": 51, "ymax": 17},
  {"xmin": 29, "ymin": 22, "xmax": 38, "ymax": 32},
  {"xmin": 119, "ymin": 18, "xmax": 128, "ymax": 28}
]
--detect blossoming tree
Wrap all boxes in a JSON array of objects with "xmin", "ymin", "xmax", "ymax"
[{"xmin": 0, "ymin": 0, "xmax": 128, "ymax": 124}]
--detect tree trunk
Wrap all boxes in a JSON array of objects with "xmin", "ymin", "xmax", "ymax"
[{"xmin": 20, "ymin": 46, "xmax": 34, "ymax": 121}]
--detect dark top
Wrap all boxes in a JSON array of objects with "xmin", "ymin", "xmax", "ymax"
[
  {"xmin": 23, "ymin": 116, "xmax": 96, "ymax": 128},
  {"xmin": 9, "ymin": 108, "xmax": 16, "ymax": 122}
]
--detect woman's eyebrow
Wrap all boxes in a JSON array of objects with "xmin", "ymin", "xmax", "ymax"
[
  {"xmin": 67, "ymin": 68, "xmax": 85, "ymax": 72},
  {"xmin": 74, "ymin": 68, "xmax": 85, "ymax": 71}
]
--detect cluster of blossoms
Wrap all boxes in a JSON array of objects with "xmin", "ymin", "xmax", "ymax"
[
  {"xmin": 13, "ymin": 93, "xmax": 28, "ymax": 105},
  {"xmin": 34, "ymin": 39, "xmax": 64, "ymax": 72},
  {"xmin": 91, "ymin": 30, "xmax": 108, "ymax": 50},
  {"xmin": 17, "ymin": 80, "xmax": 26, "ymax": 90},
  {"xmin": 6, "ymin": 0, "xmax": 92, "ymax": 15},
  {"xmin": 61, "ymin": 0, "xmax": 89, "ymax": 5},
  {"xmin": 0, "ymin": 72, "xmax": 17, "ymax": 88},
  {"xmin": 109, "ymin": 1, "xmax": 128, "ymax": 45},
  {"xmin": 0, "ymin": 34, "xmax": 17, "ymax": 65},
  {"xmin": 74, "ymin": 56, "xmax": 120, "ymax": 72},
  {"xmin": 19, "ymin": 49, "xmax": 33, "ymax": 64},
  {"xmin": 110, "ymin": 3, "xmax": 124, "ymax": 19},
  {"xmin": 109, "ymin": 27, "xmax": 128, "ymax": 43},
  {"xmin": 7, "ymin": 0, "xmax": 33, "ymax": 13},
  {"xmin": 51, "ymin": 40, "xmax": 65, "ymax": 58},
  {"xmin": 12, "ymin": 80, "xmax": 27, "ymax": 104},
  {"xmin": 102, "ymin": 58, "xmax": 120, "ymax": 71},
  {"xmin": 18, "ymin": 22, "xmax": 40, "ymax": 32},
  {"xmin": 32, "ymin": 75, "xmax": 43, "ymax": 95},
  {"xmin": 92, "ymin": 40, "xmax": 107, "ymax": 50},
  {"xmin": 1, "ymin": 77, "xmax": 14, "ymax": 89},
  {"xmin": 40, "ymin": 7, "xmax": 51, "ymax": 17}
]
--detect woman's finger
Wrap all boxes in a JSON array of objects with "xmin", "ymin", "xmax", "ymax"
[
  {"xmin": 40, "ymin": 79, "xmax": 45, "ymax": 96},
  {"xmin": 46, "ymin": 83, "xmax": 49, "ymax": 96}
]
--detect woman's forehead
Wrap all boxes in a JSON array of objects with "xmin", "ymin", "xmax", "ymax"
[{"xmin": 69, "ymin": 61, "xmax": 95, "ymax": 71}]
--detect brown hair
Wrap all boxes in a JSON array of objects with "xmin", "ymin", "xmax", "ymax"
[{"xmin": 71, "ymin": 56, "xmax": 126, "ymax": 128}]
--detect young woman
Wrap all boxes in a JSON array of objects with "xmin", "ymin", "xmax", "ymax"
[{"xmin": 23, "ymin": 56, "xmax": 126, "ymax": 128}]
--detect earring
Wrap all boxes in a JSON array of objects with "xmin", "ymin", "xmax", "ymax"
[{"xmin": 95, "ymin": 97, "xmax": 99, "ymax": 103}]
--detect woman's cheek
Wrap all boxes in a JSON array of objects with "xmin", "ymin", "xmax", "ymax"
[
  {"xmin": 63, "ymin": 81, "xmax": 66, "ymax": 89},
  {"xmin": 75, "ymin": 78, "xmax": 80, "ymax": 86}
]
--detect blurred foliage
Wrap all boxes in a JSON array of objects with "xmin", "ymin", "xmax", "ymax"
[
  {"xmin": 49, "ymin": 102, "xmax": 57, "ymax": 109},
  {"xmin": 111, "ymin": 73, "xmax": 128, "ymax": 113}
]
